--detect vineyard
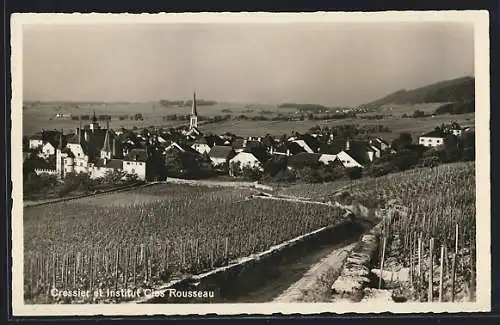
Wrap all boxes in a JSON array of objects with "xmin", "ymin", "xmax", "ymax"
[
  {"xmin": 24, "ymin": 184, "xmax": 346, "ymax": 304},
  {"xmin": 334, "ymin": 162, "xmax": 476, "ymax": 302}
]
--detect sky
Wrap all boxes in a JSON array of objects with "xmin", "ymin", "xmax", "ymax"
[{"xmin": 22, "ymin": 22, "xmax": 474, "ymax": 106}]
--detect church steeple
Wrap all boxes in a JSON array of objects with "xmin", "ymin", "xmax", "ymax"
[
  {"xmin": 101, "ymin": 128, "xmax": 112, "ymax": 159},
  {"xmin": 90, "ymin": 109, "xmax": 99, "ymax": 132},
  {"xmin": 190, "ymin": 91, "xmax": 198, "ymax": 129}
]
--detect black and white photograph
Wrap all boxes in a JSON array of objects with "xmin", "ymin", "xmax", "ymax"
[{"xmin": 10, "ymin": 12, "xmax": 490, "ymax": 315}]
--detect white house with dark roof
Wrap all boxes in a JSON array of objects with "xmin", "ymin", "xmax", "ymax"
[
  {"xmin": 208, "ymin": 146, "xmax": 236, "ymax": 169},
  {"xmin": 419, "ymin": 129, "xmax": 447, "ymax": 147},
  {"xmin": 229, "ymin": 152, "xmax": 264, "ymax": 176}
]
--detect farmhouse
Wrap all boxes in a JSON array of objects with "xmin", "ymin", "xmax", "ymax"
[
  {"xmin": 28, "ymin": 134, "xmax": 43, "ymax": 149},
  {"xmin": 123, "ymin": 149, "xmax": 148, "ymax": 180},
  {"xmin": 319, "ymin": 139, "xmax": 375, "ymax": 168},
  {"xmin": 419, "ymin": 129, "xmax": 447, "ymax": 147},
  {"xmin": 443, "ymin": 122, "xmax": 465, "ymax": 136},
  {"xmin": 287, "ymin": 153, "xmax": 321, "ymax": 170},
  {"xmin": 229, "ymin": 152, "xmax": 264, "ymax": 176},
  {"xmin": 208, "ymin": 146, "xmax": 236, "ymax": 169}
]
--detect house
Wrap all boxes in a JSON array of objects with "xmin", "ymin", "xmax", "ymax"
[
  {"xmin": 39, "ymin": 141, "xmax": 57, "ymax": 160},
  {"xmin": 123, "ymin": 148, "xmax": 148, "ymax": 180},
  {"xmin": 164, "ymin": 141, "xmax": 198, "ymax": 155},
  {"xmin": 272, "ymin": 141, "xmax": 307, "ymax": 156},
  {"xmin": 229, "ymin": 152, "xmax": 264, "ymax": 176},
  {"xmin": 320, "ymin": 139, "xmax": 374, "ymax": 168},
  {"xmin": 191, "ymin": 138, "xmax": 212, "ymax": 155},
  {"xmin": 191, "ymin": 135, "xmax": 225, "ymax": 154},
  {"xmin": 89, "ymin": 158, "xmax": 124, "ymax": 179},
  {"xmin": 291, "ymin": 134, "xmax": 322, "ymax": 153},
  {"xmin": 319, "ymin": 154, "xmax": 337, "ymax": 165},
  {"xmin": 208, "ymin": 146, "xmax": 236, "ymax": 169},
  {"xmin": 29, "ymin": 134, "xmax": 43, "ymax": 149},
  {"xmin": 419, "ymin": 129, "xmax": 447, "ymax": 147},
  {"xmin": 370, "ymin": 138, "xmax": 390, "ymax": 152},
  {"xmin": 443, "ymin": 122, "xmax": 465, "ymax": 136},
  {"xmin": 286, "ymin": 153, "xmax": 321, "ymax": 170}
]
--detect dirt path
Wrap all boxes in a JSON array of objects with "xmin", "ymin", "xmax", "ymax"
[{"xmin": 273, "ymin": 242, "xmax": 358, "ymax": 302}]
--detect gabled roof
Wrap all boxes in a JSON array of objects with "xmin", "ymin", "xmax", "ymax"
[
  {"xmin": 275, "ymin": 141, "xmax": 307, "ymax": 155},
  {"xmin": 126, "ymin": 148, "xmax": 148, "ymax": 162},
  {"xmin": 61, "ymin": 147, "xmax": 74, "ymax": 158},
  {"xmin": 94, "ymin": 158, "xmax": 124, "ymax": 169},
  {"xmin": 375, "ymin": 137, "xmax": 389, "ymax": 146},
  {"xmin": 244, "ymin": 146, "xmax": 270, "ymax": 163},
  {"xmin": 298, "ymin": 134, "xmax": 322, "ymax": 152},
  {"xmin": 287, "ymin": 152, "xmax": 321, "ymax": 169},
  {"xmin": 231, "ymin": 151, "xmax": 263, "ymax": 163},
  {"xmin": 420, "ymin": 129, "xmax": 447, "ymax": 138},
  {"xmin": 231, "ymin": 138, "xmax": 245, "ymax": 150},
  {"xmin": 209, "ymin": 146, "xmax": 235, "ymax": 159},
  {"xmin": 319, "ymin": 142, "xmax": 344, "ymax": 155},
  {"xmin": 342, "ymin": 149, "xmax": 371, "ymax": 166}
]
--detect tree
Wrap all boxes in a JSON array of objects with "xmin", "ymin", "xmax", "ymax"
[
  {"xmin": 391, "ymin": 132, "xmax": 413, "ymax": 151},
  {"xmin": 263, "ymin": 155, "xmax": 287, "ymax": 177},
  {"xmin": 412, "ymin": 110, "xmax": 425, "ymax": 118},
  {"xmin": 345, "ymin": 167, "xmax": 363, "ymax": 180},
  {"xmin": 295, "ymin": 167, "xmax": 321, "ymax": 183}
]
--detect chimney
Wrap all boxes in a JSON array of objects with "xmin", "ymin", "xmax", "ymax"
[
  {"xmin": 329, "ymin": 134, "xmax": 334, "ymax": 140},
  {"xmin": 270, "ymin": 146, "xmax": 274, "ymax": 154},
  {"xmin": 286, "ymin": 149, "xmax": 290, "ymax": 156},
  {"xmin": 346, "ymin": 139, "xmax": 350, "ymax": 151},
  {"xmin": 84, "ymin": 130, "xmax": 89, "ymax": 142},
  {"xmin": 243, "ymin": 139, "xmax": 248, "ymax": 148}
]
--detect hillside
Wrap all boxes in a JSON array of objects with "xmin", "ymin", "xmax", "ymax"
[{"xmin": 361, "ymin": 76, "xmax": 474, "ymax": 109}]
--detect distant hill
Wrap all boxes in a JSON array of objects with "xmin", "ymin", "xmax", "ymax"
[{"xmin": 361, "ymin": 76, "xmax": 474, "ymax": 109}]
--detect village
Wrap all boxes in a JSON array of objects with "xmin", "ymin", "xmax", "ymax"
[{"xmin": 23, "ymin": 92, "xmax": 475, "ymax": 194}]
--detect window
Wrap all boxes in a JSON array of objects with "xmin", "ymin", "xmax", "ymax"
[
  {"xmin": 126, "ymin": 162, "xmax": 130, "ymax": 165},
  {"xmin": 131, "ymin": 168, "xmax": 135, "ymax": 174}
]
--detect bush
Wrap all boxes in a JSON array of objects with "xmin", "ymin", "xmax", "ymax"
[
  {"xmin": 272, "ymin": 169, "xmax": 296, "ymax": 182},
  {"xmin": 345, "ymin": 167, "xmax": 363, "ymax": 180},
  {"xmin": 295, "ymin": 167, "xmax": 321, "ymax": 183}
]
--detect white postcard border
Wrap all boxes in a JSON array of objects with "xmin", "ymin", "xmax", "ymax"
[{"xmin": 10, "ymin": 11, "xmax": 491, "ymax": 316}]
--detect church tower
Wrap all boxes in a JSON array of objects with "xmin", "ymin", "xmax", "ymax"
[
  {"xmin": 90, "ymin": 110, "xmax": 100, "ymax": 132},
  {"xmin": 100, "ymin": 128, "xmax": 112, "ymax": 159},
  {"xmin": 189, "ymin": 91, "xmax": 198, "ymax": 130}
]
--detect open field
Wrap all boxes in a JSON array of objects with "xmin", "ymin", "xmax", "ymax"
[
  {"xmin": 22, "ymin": 101, "xmax": 278, "ymax": 135},
  {"xmin": 22, "ymin": 101, "xmax": 474, "ymax": 140},
  {"xmin": 23, "ymin": 183, "xmax": 346, "ymax": 303},
  {"xmin": 375, "ymin": 102, "xmax": 451, "ymax": 116},
  {"xmin": 201, "ymin": 113, "xmax": 475, "ymax": 141}
]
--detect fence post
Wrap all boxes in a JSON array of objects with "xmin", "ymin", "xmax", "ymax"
[
  {"xmin": 378, "ymin": 236, "xmax": 387, "ymax": 289},
  {"xmin": 428, "ymin": 237, "xmax": 434, "ymax": 302},
  {"xmin": 439, "ymin": 245, "xmax": 444, "ymax": 302}
]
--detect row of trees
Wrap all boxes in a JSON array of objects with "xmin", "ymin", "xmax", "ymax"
[{"xmin": 309, "ymin": 124, "xmax": 391, "ymax": 138}]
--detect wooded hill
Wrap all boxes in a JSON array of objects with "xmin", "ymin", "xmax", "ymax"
[{"xmin": 361, "ymin": 76, "xmax": 474, "ymax": 109}]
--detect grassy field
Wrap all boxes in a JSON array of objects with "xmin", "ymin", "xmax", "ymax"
[
  {"xmin": 201, "ymin": 113, "xmax": 475, "ymax": 140},
  {"xmin": 23, "ymin": 183, "xmax": 346, "ymax": 303},
  {"xmin": 22, "ymin": 100, "xmax": 474, "ymax": 140},
  {"xmin": 22, "ymin": 101, "xmax": 279, "ymax": 135}
]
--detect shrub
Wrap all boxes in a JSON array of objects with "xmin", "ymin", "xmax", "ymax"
[{"xmin": 345, "ymin": 167, "xmax": 363, "ymax": 180}]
